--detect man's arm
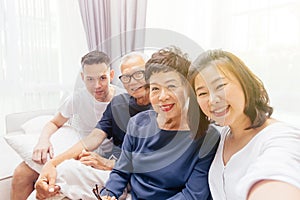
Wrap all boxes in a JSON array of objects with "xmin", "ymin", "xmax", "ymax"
[
  {"xmin": 78, "ymin": 150, "xmax": 115, "ymax": 170},
  {"xmin": 50, "ymin": 127, "xmax": 108, "ymax": 167},
  {"xmin": 32, "ymin": 112, "xmax": 68, "ymax": 164},
  {"xmin": 35, "ymin": 128, "xmax": 108, "ymax": 199}
]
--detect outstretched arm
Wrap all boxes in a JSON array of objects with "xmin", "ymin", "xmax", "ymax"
[{"xmin": 248, "ymin": 180, "xmax": 300, "ymax": 200}]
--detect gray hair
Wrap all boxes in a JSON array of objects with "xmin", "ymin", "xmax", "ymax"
[{"xmin": 120, "ymin": 52, "xmax": 149, "ymax": 66}]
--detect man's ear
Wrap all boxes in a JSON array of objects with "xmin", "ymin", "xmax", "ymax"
[
  {"xmin": 110, "ymin": 69, "xmax": 115, "ymax": 83},
  {"xmin": 81, "ymin": 71, "xmax": 84, "ymax": 81}
]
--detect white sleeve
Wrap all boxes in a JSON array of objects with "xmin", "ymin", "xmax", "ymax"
[
  {"xmin": 57, "ymin": 94, "xmax": 75, "ymax": 118},
  {"xmin": 237, "ymin": 124, "xmax": 300, "ymax": 198}
]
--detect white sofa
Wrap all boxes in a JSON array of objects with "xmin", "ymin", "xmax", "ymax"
[
  {"xmin": 2, "ymin": 109, "xmax": 134, "ymax": 200},
  {"xmin": 0, "ymin": 136, "xmax": 22, "ymax": 199},
  {"xmin": 1, "ymin": 109, "xmax": 55, "ymax": 199}
]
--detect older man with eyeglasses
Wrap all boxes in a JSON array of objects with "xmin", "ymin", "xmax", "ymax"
[{"xmin": 33, "ymin": 52, "xmax": 152, "ymax": 200}]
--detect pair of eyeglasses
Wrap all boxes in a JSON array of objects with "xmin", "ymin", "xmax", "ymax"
[
  {"xmin": 119, "ymin": 70, "xmax": 145, "ymax": 83},
  {"xmin": 92, "ymin": 184, "xmax": 110, "ymax": 200}
]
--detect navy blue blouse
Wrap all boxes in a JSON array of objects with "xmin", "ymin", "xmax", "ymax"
[{"xmin": 103, "ymin": 110, "xmax": 219, "ymax": 200}]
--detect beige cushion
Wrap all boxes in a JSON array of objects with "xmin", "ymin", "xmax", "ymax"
[{"xmin": 4, "ymin": 126, "xmax": 81, "ymax": 173}]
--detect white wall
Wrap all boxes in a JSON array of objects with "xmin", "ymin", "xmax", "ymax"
[
  {"xmin": 0, "ymin": 0, "xmax": 88, "ymax": 135},
  {"xmin": 1, "ymin": 0, "xmax": 299, "ymax": 135},
  {"xmin": 146, "ymin": 0, "xmax": 300, "ymax": 128}
]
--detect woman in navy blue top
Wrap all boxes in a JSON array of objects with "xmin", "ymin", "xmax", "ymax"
[{"xmin": 100, "ymin": 47, "xmax": 219, "ymax": 200}]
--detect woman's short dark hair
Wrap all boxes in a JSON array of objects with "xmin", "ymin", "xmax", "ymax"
[
  {"xmin": 144, "ymin": 46, "xmax": 190, "ymax": 82},
  {"xmin": 145, "ymin": 46, "xmax": 210, "ymax": 138}
]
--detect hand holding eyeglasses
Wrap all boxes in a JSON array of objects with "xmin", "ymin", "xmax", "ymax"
[
  {"xmin": 93, "ymin": 184, "xmax": 117, "ymax": 200},
  {"xmin": 100, "ymin": 196, "xmax": 117, "ymax": 200}
]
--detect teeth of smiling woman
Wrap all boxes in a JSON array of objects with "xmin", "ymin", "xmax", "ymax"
[
  {"xmin": 162, "ymin": 105, "xmax": 171, "ymax": 109},
  {"xmin": 161, "ymin": 104, "xmax": 173, "ymax": 111},
  {"xmin": 213, "ymin": 106, "xmax": 228, "ymax": 114}
]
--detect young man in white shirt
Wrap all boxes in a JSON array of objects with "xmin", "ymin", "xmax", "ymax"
[
  {"xmin": 11, "ymin": 50, "xmax": 125, "ymax": 200},
  {"xmin": 34, "ymin": 52, "xmax": 151, "ymax": 200}
]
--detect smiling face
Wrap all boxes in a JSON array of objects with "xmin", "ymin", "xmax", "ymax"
[
  {"xmin": 149, "ymin": 71, "xmax": 189, "ymax": 126},
  {"xmin": 120, "ymin": 56, "xmax": 148, "ymax": 100},
  {"xmin": 81, "ymin": 63, "xmax": 114, "ymax": 102},
  {"xmin": 194, "ymin": 65, "xmax": 247, "ymax": 127}
]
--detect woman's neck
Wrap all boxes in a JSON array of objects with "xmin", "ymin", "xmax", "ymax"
[
  {"xmin": 157, "ymin": 114, "xmax": 189, "ymax": 131},
  {"xmin": 229, "ymin": 114, "xmax": 252, "ymax": 138}
]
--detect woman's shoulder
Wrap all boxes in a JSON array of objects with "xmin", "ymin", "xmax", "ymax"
[
  {"xmin": 130, "ymin": 110, "xmax": 156, "ymax": 125},
  {"xmin": 248, "ymin": 120, "xmax": 300, "ymax": 154},
  {"xmin": 260, "ymin": 120, "xmax": 300, "ymax": 137},
  {"xmin": 127, "ymin": 110, "xmax": 158, "ymax": 137}
]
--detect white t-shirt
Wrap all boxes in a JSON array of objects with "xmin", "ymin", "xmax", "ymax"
[
  {"xmin": 58, "ymin": 85, "xmax": 125, "ymax": 153},
  {"xmin": 208, "ymin": 122, "xmax": 300, "ymax": 200}
]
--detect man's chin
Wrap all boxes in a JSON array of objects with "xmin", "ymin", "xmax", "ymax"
[
  {"xmin": 131, "ymin": 91, "xmax": 146, "ymax": 99},
  {"xmin": 94, "ymin": 94, "xmax": 105, "ymax": 101}
]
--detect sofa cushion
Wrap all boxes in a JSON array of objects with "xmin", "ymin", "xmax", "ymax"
[
  {"xmin": 21, "ymin": 115, "xmax": 53, "ymax": 135},
  {"xmin": 4, "ymin": 126, "xmax": 81, "ymax": 173}
]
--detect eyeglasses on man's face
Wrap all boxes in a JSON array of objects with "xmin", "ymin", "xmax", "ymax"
[{"xmin": 119, "ymin": 70, "xmax": 145, "ymax": 83}]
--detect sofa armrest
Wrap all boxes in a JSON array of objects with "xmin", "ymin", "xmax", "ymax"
[
  {"xmin": 5, "ymin": 109, "xmax": 56, "ymax": 134},
  {"xmin": 0, "ymin": 137, "xmax": 22, "ymax": 180}
]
